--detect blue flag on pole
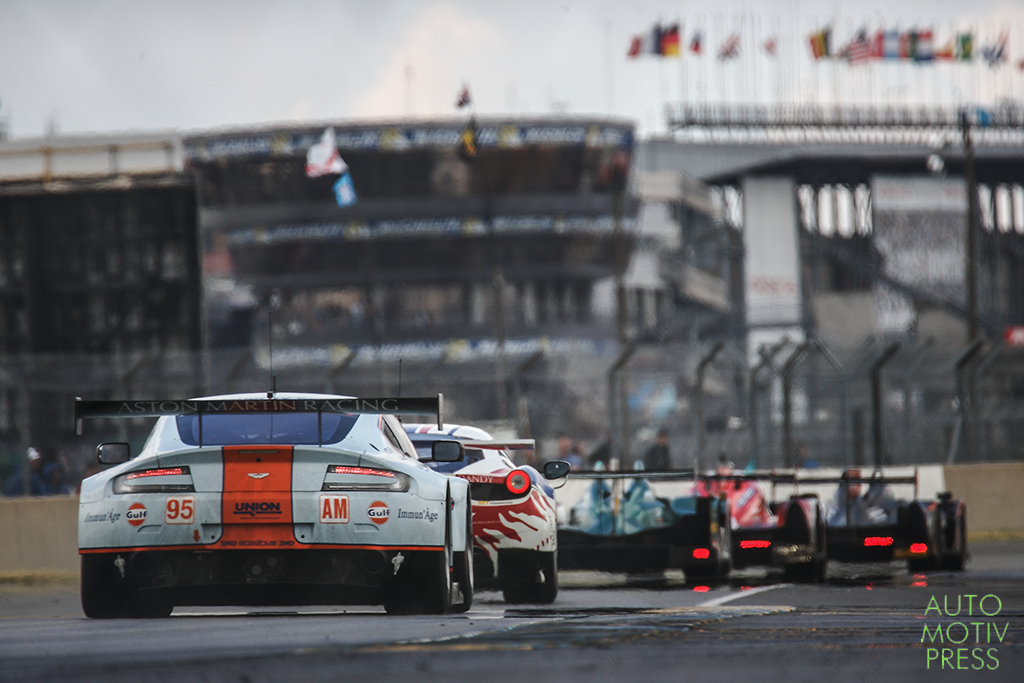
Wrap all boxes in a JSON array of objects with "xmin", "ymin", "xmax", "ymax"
[{"xmin": 333, "ymin": 172, "xmax": 357, "ymax": 207}]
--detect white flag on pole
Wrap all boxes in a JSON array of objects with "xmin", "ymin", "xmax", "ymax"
[{"xmin": 306, "ymin": 127, "xmax": 347, "ymax": 177}]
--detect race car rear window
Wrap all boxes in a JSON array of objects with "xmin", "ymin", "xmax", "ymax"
[
  {"xmin": 410, "ymin": 444, "xmax": 486, "ymax": 474},
  {"xmin": 175, "ymin": 413, "xmax": 358, "ymax": 446}
]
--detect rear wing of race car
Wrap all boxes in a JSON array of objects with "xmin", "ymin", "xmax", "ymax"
[
  {"xmin": 461, "ymin": 439, "xmax": 535, "ymax": 451},
  {"xmin": 75, "ymin": 394, "xmax": 446, "ymax": 435},
  {"xmin": 566, "ymin": 469, "xmax": 697, "ymax": 480}
]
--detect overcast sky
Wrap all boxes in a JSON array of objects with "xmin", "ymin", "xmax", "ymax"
[{"xmin": 3, "ymin": 0, "xmax": 1024, "ymax": 140}]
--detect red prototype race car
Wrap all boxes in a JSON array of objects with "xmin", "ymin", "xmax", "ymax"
[
  {"xmin": 405, "ymin": 424, "xmax": 568, "ymax": 604},
  {"xmin": 691, "ymin": 465, "xmax": 827, "ymax": 582}
]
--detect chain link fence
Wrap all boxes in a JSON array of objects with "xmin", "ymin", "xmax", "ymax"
[{"xmin": 1, "ymin": 336, "xmax": 1022, "ymax": 495}]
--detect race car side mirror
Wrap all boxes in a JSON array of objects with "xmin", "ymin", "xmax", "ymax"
[
  {"xmin": 543, "ymin": 460, "xmax": 571, "ymax": 480},
  {"xmin": 431, "ymin": 440, "xmax": 465, "ymax": 462},
  {"xmin": 97, "ymin": 442, "xmax": 131, "ymax": 464}
]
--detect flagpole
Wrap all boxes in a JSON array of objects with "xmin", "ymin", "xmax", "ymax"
[
  {"xmin": 605, "ymin": 20, "xmax": 614, "ymax": 115},
  {"xmin": 753, "ymin": 12, "xmax": 761, "ymax": 107}
]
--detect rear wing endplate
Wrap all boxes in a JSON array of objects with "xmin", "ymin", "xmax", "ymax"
[{"xmin": 75, "ymin": 394, "xmax": 444, "ymax": 434}]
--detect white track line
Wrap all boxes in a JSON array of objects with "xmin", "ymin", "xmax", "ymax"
[{"xmin": 699, "ymin": 584, "xmax": 788, "ymax": 607}]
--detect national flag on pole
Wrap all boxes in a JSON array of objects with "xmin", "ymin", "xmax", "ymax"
[
  {"xmin": 763, "ymin": 36, "xmax": 778, "ymax": 57},
  {"xmin": 935, "ymin": 36, "xmax": 956, "ymax": 60},
  {"xmin": 718, "ymin": 33, "xmax": 740, "ymax": 60},
  {"xmin": 627, "ymin": 34, "xmax": 643, "ymax": 57},
  {"xmin": 455, "ymin": 83, "xmax": 471, "ymax": 108},
  {"xmin": 690, "ymin": 30, "xmax": 703, "ymax": 55},
  {"xmin": 958, "ymin": 32, "xmax": 974, "ymax": 60},
  {"xmin": 899, "ymin": 30, "xmax": 915, "ymax": 59},
  {"xmin": 306, "ymin": 127, "xmax": 346, "ymax": 178},
  {"xmin": 808, "ymin": 27, "xmax": 831, "ymax": 60},
  {"xmin": 870, "ymin": 29, "xmax": 885, "ymax": 59},
  {"xmin": 883, "ymin": 29, "xmax": 900, "ymax": 59},
  {"xmin": 982, "ymin": 31, "xmax": 1007, "ymax": 67},
  {"xmin": 648, "ymin": 23, "xmax": 664, "ymax": 55},
  {"xmin": 333, "ymin": 172, "xmax": 357, "ymax": 207},
  {"xmin": 457, "ymin": 117, "xmax": 478, "ymax": 161},
  {"xmin": 845, "ymin": 29, "xmax": 872, "ymax": 63},
  {"xmin": 627, "ymin": 23, "xmax": 663, "ymax": 57},
  {"xmin": 915, "ymin": 28, "xmax": 935, "ymax": 62},
  {"xmin": 660, "ymin": 23, "xmax": 681, "ymax": 56}
]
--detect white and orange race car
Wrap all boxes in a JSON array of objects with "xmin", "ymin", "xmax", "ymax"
[
  {"xmin": 75, "ymin": 393, "xmax": 474, "ymax": 617},
  {"xmin": 404, "ymin": 424, "xmax": 568, "ymax": 604}
]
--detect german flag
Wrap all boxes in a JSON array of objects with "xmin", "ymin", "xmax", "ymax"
[{"xmin": 660, "ymin": 23, "xmax": 681, "ymax": 56}]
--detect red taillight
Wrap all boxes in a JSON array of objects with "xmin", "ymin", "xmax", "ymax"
[
  {"xmin": 126, "ymin": 467, "xmax": 187, "ymax": 480},
  {"xmin": 863, "ymin": 536, "xmax": 894, "ymax": 547},
  {"xmin": 328, "ymin": 466, "xmax": 396, "ymax": 478},
  {"xmin": 693, "ymin": 585, "xmax": 710, "ymax": 592},
  {"xmin": 505, "ymin": 469, "xmax": 531, "ymax": 496},
  {"xmin": 910, "ymin": 543, "xmax": 928, "ymax": 554},
  {"xmin": 692, "ymin": 548, "xmax": 710, "ymax": 559},
  {"xmin": 740, "ymin": 540, "xmax": 771, "ymax": 549}
]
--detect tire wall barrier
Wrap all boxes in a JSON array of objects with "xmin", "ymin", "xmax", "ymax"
[{"xmin": 1, "ymin": 464, "xmax": 1022, "ymax": 573}]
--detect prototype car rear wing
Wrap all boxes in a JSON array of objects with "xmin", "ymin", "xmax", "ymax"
[
  {"xmin": 693, "ymin": 470, "xmax": 919, "ymax": 501},
  {"xmin": 565, "ymin": 468, "xmax": 918, "ymax": 497},
  {"xmin": 75, "ymin": 394, "xmax": 445, "ymax": 433}
]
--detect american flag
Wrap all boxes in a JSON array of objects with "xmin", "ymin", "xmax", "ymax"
[{"xmin": 846, "ymin": 29, "xmax": 872, "ymax": 63}]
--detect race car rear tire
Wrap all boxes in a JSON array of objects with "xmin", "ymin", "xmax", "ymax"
[
  {"xmin": 383, "ymin": 491, "xmax": 454, "ymax": 615},
  {"xmin": 502, "ymin": 550, "xmax": 558, "ymax": 604},
  {"xmin": 940, "ymin": 509, "xmax": 967, "ymax": 572},
  {"xmin": 451, "ymin": 503, "xmax": 474, "ymax": 613},
  {"xmin": 81, "ymin": 555, "xmax": 173, "ymax": 619}
]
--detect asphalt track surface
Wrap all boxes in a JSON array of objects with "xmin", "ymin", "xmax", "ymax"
[{"xmin": 1, "ymin": 541, "xmax": 1021, "ymax": 683}]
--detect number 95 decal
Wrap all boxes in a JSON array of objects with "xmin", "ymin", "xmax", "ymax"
[{"xmin": 165, "ymin": 495, "xmax": 196, "ymax": 524}]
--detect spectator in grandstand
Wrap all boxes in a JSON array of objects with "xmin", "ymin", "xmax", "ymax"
[
  {"xmin": 588, "ymin": 434, "xmax": 611, "ymax": 469},
  {"xmin": 42, "ymin": 461, "xmax": 72, "ymax": 495},
  {"xmin": 643, "ymin": 428, "xmax": 671, "ymax": 471},
  {"xmin": 557, "ymin": 434, "xmax": 583, "ymax": 471},
  {"xmin": 3, "ymin": 447, "xmax": 47, "ymax": 497}
]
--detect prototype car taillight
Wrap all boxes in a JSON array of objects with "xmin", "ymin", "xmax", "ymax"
[
  {"xmin": 504, "ymin": 469, "xmax": 531, "ymax": 496},
  {"xmin": 113, "ymin": 466, "xmax": 195, "ymax": 493},
  {"xmin": 322, "ymin": 465, "xmax": 410, "ymax": 492}
]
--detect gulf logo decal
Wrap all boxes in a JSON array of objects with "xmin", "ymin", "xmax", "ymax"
[
  {"xmin": 320, "ymin": 494, "xmax": 350, "ymax": 524},
  {"xmin": 367, "ymin": 500, "xmax": 390, "ymax": 525},
  {"xmin": 126, "ymin": 503, "xmax": 148, "ymax": 527}
]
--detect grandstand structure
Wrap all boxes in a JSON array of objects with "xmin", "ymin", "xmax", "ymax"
[
  {"xmin": 0, "ymin": 105, "xmax": 1022, "ymax": 479},
  {"xmin": 657, "ymin": 103, "xmax": 1024, "ymax": 466}
]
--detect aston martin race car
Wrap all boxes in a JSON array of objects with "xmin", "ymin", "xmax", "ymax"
[
  {"xmin": 819, "ymin": 469, "xmax": 968, "ymax": 572},
  {"xmin": 691, "ymin": 468, "xmax": 827, "ymax": 582},
  {"xmin": 404, "ymin": 424, "xmax": 568, "ymax": 604},
  {"xmin": 75, "ymin": 393, "xmax": 474, "ymax": 617},
  {"xmin": 557, "ymin": 468, "xmax": 733, "ymax": 582}
]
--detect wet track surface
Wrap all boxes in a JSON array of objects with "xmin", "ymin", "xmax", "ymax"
[{"xmin": 1, "ymin": 541, "xmax": 1022, "ymax": 683}]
